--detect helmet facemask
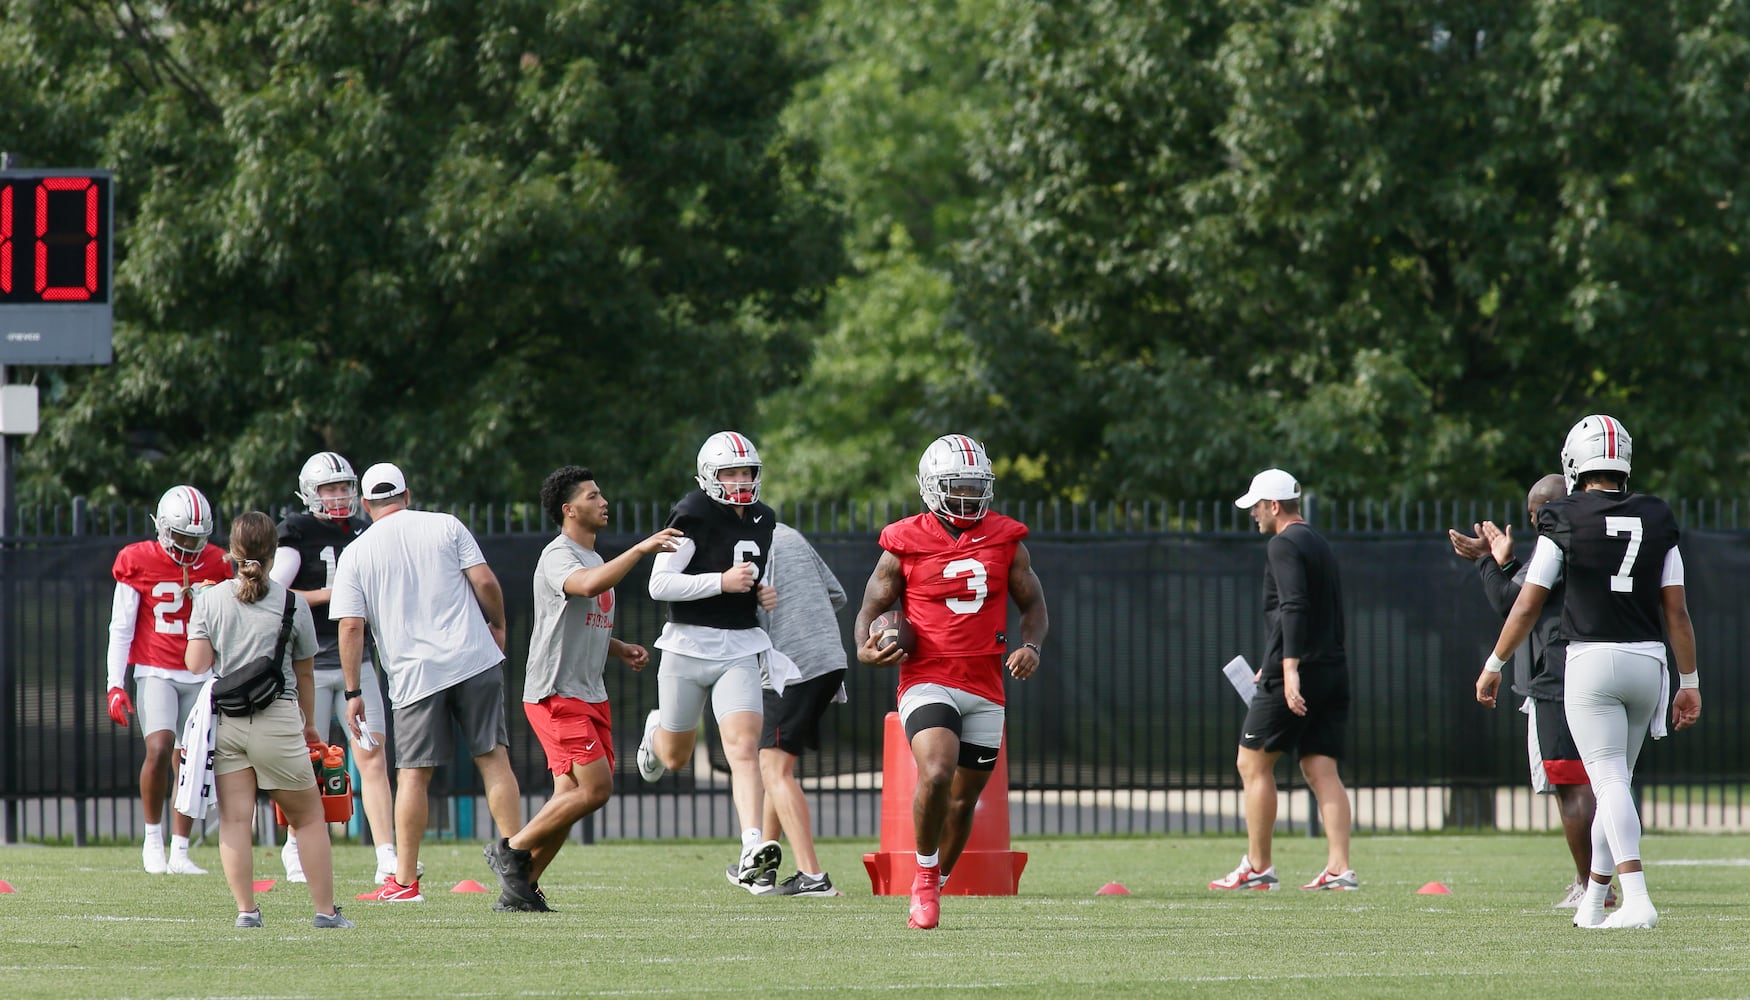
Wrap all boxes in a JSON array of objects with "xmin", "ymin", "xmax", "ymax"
[
  {"xmin": 917, "ymin": 434, "xmax": 996, "ymax": 529},
  {"xmin": 152, "ymin": 485, "xmax": 213, "ymax": 566}
]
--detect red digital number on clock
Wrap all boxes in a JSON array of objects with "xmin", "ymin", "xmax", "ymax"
[{"xmin": 0, "ymin": 176, "xmax": 102, "ymax": 300}]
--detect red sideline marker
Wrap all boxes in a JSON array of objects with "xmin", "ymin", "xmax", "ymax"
[
  {"xmin": 1417, "ymin": 881, "xmax": 1452, "ymax": 895},
  {"xmin": 452, "ymin": 879, "xmax": 489, "ymax": 893},
  {"xmin": 252, "ymin": 879, "xmax": 276, "ymax": 893},
  {"xmin": 1096, "ymin": 882, "xmax": 1131, "ymax": 896}
]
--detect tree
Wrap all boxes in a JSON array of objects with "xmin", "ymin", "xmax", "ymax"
[
  {"xmin": 755, "ymin": 0, "xmax": 995, "ymax": 506},
  {"xmin": 0, "ymin": 0, "xmax": 842, "ymax": 508},
  {"xmin": 957, "ymin": 0, "xmax": 1750, "ymax": 501}
]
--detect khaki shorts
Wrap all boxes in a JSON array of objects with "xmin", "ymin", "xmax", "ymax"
[{"xmin": 214, "ymin": 699, "xmax": 318, "ymax": 791}]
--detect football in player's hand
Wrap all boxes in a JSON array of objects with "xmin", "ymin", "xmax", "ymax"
[{"xmin": 869, "ymin": 611, "xmax": 917, "ymax": 654}]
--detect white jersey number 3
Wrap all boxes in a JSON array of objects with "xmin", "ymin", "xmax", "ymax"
[
  {"xmin": 943, "ymin": 558, "xmax": 988, "ymax": 614},
  {"xmin": 1605, "ymin": 516, "xmax": 1643, "ymax": 593}
]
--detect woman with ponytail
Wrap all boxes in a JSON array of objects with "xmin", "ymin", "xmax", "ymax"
[{"xmin": 186, "ymin": 511, "xmax": 354, "ymax": 929}]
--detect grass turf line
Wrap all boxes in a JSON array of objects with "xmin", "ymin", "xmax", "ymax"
[{"xmin": 1, "ymin": 834, "xmax": 1746, "ymax": 998}]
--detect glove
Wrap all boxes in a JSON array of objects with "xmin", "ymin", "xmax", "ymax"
[{"xmin": 107, "ymin": 687, "xmax": 134, "ymax": 727}]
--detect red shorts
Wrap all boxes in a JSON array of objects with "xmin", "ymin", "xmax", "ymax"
[{"xmin": 524, "ymin": 696, "xmax": 614, "ymax": 775}]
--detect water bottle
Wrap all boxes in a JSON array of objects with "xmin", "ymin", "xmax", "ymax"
[
  {"xmin": 322, "ymin": 745, "xmax": 348, "ymax": 796},
  {"xmin": 308, "ymin": 745, "xmax": 324, "ymax": 779}
]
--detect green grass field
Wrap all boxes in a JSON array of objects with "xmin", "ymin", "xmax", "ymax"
[{"xmin": 2, "ymin": 834, "xmax": 1747, "ymax": 998}]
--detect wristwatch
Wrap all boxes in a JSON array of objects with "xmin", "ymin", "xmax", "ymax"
[
  {"xmin": 344, "ymin": 688, "xmax": 363, "ymax": 700},
  {"xmin": 1023, "ymin": 642, "xmax": 1042, "ymax": 657}
]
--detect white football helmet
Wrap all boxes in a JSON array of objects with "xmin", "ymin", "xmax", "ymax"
[
  {"xmin": 918, "ymin": 434, "xmax": 996, "ymax": 529},
  {"xmin": 695, "ymin": 431, "xmax": 762, "ymax": 505},
  {"xmin": 1561, "ymin": 414, "xmax": 1632, "ymax": 492},
  {"xmin": 152, "ymin": 485, "xmax": 214, "ymax": 566},
  {"xmin": 296, "ymin": 451, "xmax": 360, "ymax": 519}
]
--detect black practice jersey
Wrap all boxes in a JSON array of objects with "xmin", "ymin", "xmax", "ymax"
[
  {"xmin": 663, "ymin": 490, "xmax": 775, "ymax": 630},
  {"xmin": 277, "ymin": 511, "xmax": 367, "ymax": 661},
  {"xmin": 1537, "ymin": 489, "xmax": 1679, "ymax": 644}
]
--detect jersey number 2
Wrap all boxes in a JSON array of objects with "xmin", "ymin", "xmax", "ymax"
[
  {"xmin": 1605, "ymin": 516, "xmax": 1643, "ymax": 593},
  {"xmin": 943, "ymin": 558, "xmax": 988, "ymax": 614},
  {"xmin": 150, "ymin": 582, "xmax": 186, "ymax": 634}
]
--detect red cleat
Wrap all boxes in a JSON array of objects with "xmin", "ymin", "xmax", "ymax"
[{"xmin": 907, "ymin": 868, "xmax": 940, "ymax": 929}]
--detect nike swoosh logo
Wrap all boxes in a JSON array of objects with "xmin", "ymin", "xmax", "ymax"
[
  {"xmin": 970, "ymin": 536, "xmax": 986, "ymax": 542},
  {"xmin": 754, "ymin": 516, "xmax": 764, "ymax": 523},
  {"xmin": 582, "ymin": 742, "xmax": 597, "ymax": 752},
  {"xmin": 1243, "ymin": 733, "xmax": 1257, "ymax": 740},
  {"xmin": 976, "ymin": 754, "xmax": 997, "ymax": 764}
]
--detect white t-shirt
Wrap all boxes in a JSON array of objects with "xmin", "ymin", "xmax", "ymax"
[{"xmin": 329, "ymin": 509, "xmax": 501, "ymax": 706}]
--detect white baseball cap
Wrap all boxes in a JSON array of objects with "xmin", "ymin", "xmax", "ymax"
[
  {"xmin": 360, "ymin": 462, "xmax": 408, "ymax": 500},
  {"xmin": 1234, "ymin": 468, "xmax": 1300, "ymax": 509}
]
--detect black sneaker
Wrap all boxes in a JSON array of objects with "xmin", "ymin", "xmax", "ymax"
[
  {"xmin": 484, "ymin": 838, "xmax": 539, "ymax": 908},
  {"xmin": 773, "ymin": 872, "xmax": 842, "ymax": 897},
  {"xmin": 493, "ymin": 882, "xmax": 552, "ymax": 912},
  {"xmin": 726, "ymin": 840, "xmax": 781, "ymax": 890},
  {"xmin": 749, "ymin": 867, "xmax": 779, "ymax": 895}
]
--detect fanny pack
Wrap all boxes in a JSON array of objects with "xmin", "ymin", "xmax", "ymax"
[{"xmin": 211, "ymin": 591, "xmax": 297, "ymax": 717}]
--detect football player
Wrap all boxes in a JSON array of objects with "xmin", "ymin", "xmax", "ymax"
[
  {"xmin": 106, "ymin": 485, "xmax": 233, "ymax": 874},
  {"xmin": 637, "ymin": 431, "xmax": 782, "ymax": 891},
  {"xmin": 270, "ymin": 452, "xmax": 404, "ymax": 885},
  {"xmin": 854, "ymin": 434, "xmax": 1049, "ymax": 929},
  {"xmin": 1478, "ymin": 415, "xmax": 1701, "ymax": 930}
]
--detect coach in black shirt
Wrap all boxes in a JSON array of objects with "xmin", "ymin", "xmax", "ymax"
[{"xmin": 1209, "ymin": 469, "xmax": 1357, "ymax": 894}]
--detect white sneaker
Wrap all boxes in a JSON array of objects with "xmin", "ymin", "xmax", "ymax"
[
  {"xmin": 1208, "ymin": 854, "xmax": 1279, "ymax": 891},
  {"xmin": 167, "ymin": 853, "xmax": 208, "ymax": 875},
  {"xmin": 636, "ymin": 710, "xmax": 665, "ymax": 783},
  {"xmin": 143, "ymin": 840, "xmax": 167, "ymax": 875},
  {"xmin": 1573, "ymin": 900, "xmax": 1608, "ymax": 928},
  {"xmin": 1554, "ymin": 881, "xmax": 1587, "ymax": 909},
  {"xmin": 1598, "ymin": 901, "xmax": 1659, "ymax": 929},
  {"xmin": 284, "ymin": 839, "xmax": 308, "ymax": 883}
]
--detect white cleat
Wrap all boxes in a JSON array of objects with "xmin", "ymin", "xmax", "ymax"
[
  {"xmin": 143, "ymin": 841, "xmax": 168, "ymax": 875},
  {"xmin": 636, "ymin": 709, "xmax": 665, "ymax": 783},
  {"xmin": 1598, "ymin": 902, "xmax": 1659, "ymax": 929},
  {"xmin": 166, "ymin": 853, "xmax": 208, "ymax": 875}
]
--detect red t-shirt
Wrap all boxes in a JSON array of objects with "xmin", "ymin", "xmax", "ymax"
[
  {"xmin": 112, "ymin": 539, "xmax": 233, "ymax": 671},
  {"xmin": 878, "ymin": 511, "xmax": 1028, "ymax": 705}
]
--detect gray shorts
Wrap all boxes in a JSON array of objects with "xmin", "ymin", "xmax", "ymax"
[
  {"xmin": 391, "ymin": 663, "xmax": 509, "ymax": 768},
  {"xmin": 137, "ymin": 673, "xmax": 207, "ymax": 742},
  {"xmin": 898, "ymin": 683, "xmax": 1006, "ymax": 750},
  {"xmin": 314, "ymin": 665, "xmax": 387, "ymax": 737},
  {"xmin": 655, "ymin": 650, "xmax": 764, "ymax": 732}
]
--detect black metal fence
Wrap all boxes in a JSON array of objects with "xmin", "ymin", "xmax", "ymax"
[{"xmin": 4, "ymin": 497, "xmax": 1745, "ymax": 844}]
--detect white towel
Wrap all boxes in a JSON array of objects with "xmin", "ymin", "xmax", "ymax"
[
  {"xmin": 763, "ymin": 648, "xmax": 803, "ymax": 696},
  {"xmin": 1649, "ymin": 663, "xmax": 1671, "ymax": 741},
  {"xmin": 173, "ymin": 679, "xmax": 219, "ymax": 819}
]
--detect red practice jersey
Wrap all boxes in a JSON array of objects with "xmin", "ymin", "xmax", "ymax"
[
  {"xmin": 878, "ymin": 511, "xmax": 1029, "ymax": 705},
  {"xmin": 112, "ymin": 539, "xmax": 233, "ymax": 671}
]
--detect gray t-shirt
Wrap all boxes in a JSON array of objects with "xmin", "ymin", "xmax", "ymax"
[
  {"xmin": 523, "ymin": 535, "xmax": 616, "ymax": 704},
  {"xmin": 758, "ymin": 523, "xmax": 848, "ymax": 684},
  {"xmin": 189, "ymin": 579, "xmax": 318, "ymax": 701}
]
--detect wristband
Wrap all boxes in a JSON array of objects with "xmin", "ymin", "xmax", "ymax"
[
  {"xmin": 344, "ymin": 688, "xmax": 363, "ymax": 700},
  {"xmin": 1678, "ymin": 672, "xmax": 1699, "ymax": 690},
  {"xmin": 1483, "ymin": 653, "xmax": 1507, "ymax": 674},
  {"xmin": 1023, "ymin": 642, "xmax": 1042, "ymax": 657}
]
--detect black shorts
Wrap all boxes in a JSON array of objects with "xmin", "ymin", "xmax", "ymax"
[
  {"xmin": 1238, "ymin": 666, "xmax": 1349, "ymax": 760},
  {"xmin": 759, "ymin": 669, "xmax": 847, "ymax": 756},
  {"xmin": 1526, "ymin": 696, "xmax": 1586, "ymax": 790}
]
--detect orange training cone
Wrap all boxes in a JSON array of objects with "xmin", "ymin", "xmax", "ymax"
[
  {"xmin": 1417, "ymin": 881, "xmax": 1452, "ymax": 895},
  {"xmin": 252, "ymin": 879, "xmax": 276, "ymax": 893},
  {"xmin": 863, "ymin": 711, "xmax": 1027, "ymax": 896},
  {"xmin": 452, "ymin": 879, "xmax": 489, "ymax": 893},
  {"xmin": 1096, "ymin": 882, "xmax": 1131, "ymax": 896},
  {"xmin": 0, "ymin": 880, "xmax": 14, "ymax": 893}
]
